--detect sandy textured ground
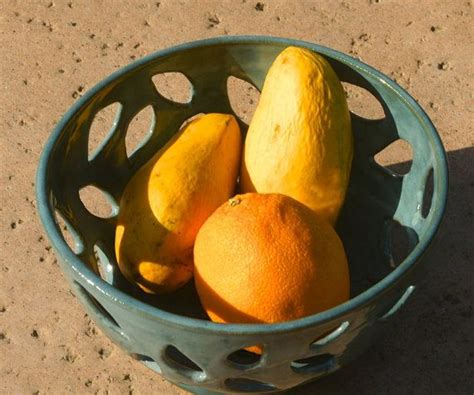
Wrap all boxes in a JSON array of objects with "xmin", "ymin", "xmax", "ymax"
[{"xmin": 1, "ymin": 1, "xmax": 473, "ymax": 394}]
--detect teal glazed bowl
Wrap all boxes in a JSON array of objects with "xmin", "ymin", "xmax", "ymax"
[{"xmin": 36, "ymin": 36, "xmax": 448, "ymax": 394}]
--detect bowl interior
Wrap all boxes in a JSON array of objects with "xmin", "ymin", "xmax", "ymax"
[{"xmin": 41, "ymin": 37, "xmax": 446, "ymax": 318}]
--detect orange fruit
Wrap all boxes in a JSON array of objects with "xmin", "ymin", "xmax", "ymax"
[{"xmin": 194, "ymin": 193, "xmax": 350, "ymax": 328}]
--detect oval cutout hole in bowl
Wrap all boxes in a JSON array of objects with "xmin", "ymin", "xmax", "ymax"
[
  {"xmin": 227, "ymin": 347, "xmax": 262, "ymax": 369},
  {"xmin": 164, "ymin": 345, "xmax": 203, "ymax": 373},
  {"xmin": 74, "ymin": 281, "xmax": 121, "ymax": 330},
  {"xmin": 383, "ymin": 219, "xmax": 413, "ymax": 269},
  {"xmin": 152, "ymin": 72, "xmax": 193, "ymax": 104},
  {"xmin": 125, "ymin": 105, "xmax": 155, "ymax": 157},
  {"xmin": 422, "ymin": 168, "xmax": 434, "ymax": 218},
  {"xmin": 311, "ymin": 321, "xmax": 350, "ymax": 348},
  {"xmin": 93, "ymin": 243, "xmax": 114, "ymax": 285},
  {"xmin": 290, "ymin": 353, "xmax": 336, "ymax": 375},
  {"xmin": 131, "ymin": 353, "xmax": 162, "ymax": 374},
  {"xmin": 374, "ymin": 139, "xmax": 413, "ymax": 175},
  {"xmin": 54, "ymin": 209, "xmax": 84, "ymax": 254},
  {"xmin": 380, "ymin": 285, "xmax": 416, "ymax": 320},
  {"xmin": 227, "ymin": 76, "xmax": 260, "ymax": 126},
  {"xmin": 224, "ymin": 378, "xmax": 277, "ymax": 393},
  {"xmin": 342, "ymin": 82, "xmax": 385, "ymax": 120},
  {"xmin": 88, "ymin": 102, "xmax": 122, "ymax": 160},
  {"xmin": 79, "ymin": 185, "xmax": 117, "ymax": 218}
]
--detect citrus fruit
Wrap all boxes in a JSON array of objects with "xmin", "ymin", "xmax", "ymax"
[{"xmin": 193, "ymin": 193, "xmax": 350, "ymax": 327}]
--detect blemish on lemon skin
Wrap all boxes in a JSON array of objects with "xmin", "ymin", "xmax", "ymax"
[{"xmin": 229, "ymin": 197, "xmax": 241, "ymax": 206}]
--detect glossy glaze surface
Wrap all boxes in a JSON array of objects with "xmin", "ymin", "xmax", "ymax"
[{"xmin": 36, "ymin": 36, "xmax": 448, "ymax": 394}]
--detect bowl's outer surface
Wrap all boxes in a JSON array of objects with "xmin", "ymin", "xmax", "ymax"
[{"xmin": 37, "ymin": 36, "xmax": 448, "ymax": 394}]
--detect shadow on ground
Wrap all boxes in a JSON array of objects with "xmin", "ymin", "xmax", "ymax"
[{"xmin": 293, "ymin": 146, "xmax": 473, "ymax": 394}]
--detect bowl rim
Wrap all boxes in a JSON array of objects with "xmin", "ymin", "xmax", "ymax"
[{"xmin": 36, "ymin": 35, "xmax": 449, "ymax": 335}]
